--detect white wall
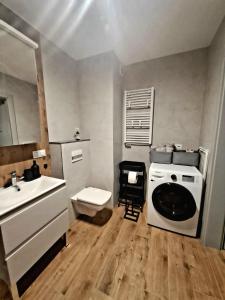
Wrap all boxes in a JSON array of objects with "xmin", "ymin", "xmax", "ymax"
[
  {"xmin": 123, "ymin": 49, "xmax": 208, "ymax": 170},
  {"xmin": 200, "ymin": 17, "xmax": 225, "ymax": 248},
  {"xmin": 61, "ymin": 141, "xmax": 91, "ymax": 223},
  {"xmin": 41, "ymin": 37, "xmax": 80, "ymax": 142},
  {"xmin": 50, "ymin": 141, "xmax": 91, "ymax": 223}
]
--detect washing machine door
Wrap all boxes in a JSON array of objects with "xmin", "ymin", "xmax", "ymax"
[{"xmin": 152, "ymin": 182, "xmax": 196, "ymax": 221}]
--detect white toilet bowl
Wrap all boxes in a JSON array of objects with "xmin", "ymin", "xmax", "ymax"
[{"xmin": 71, "ymin": 187, "xmax": 112, "ymax": 217}]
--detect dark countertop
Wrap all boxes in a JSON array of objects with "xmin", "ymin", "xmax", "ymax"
[{"xmin": 49, "ymin": 139, "xmax": 90, "ymax": 144}]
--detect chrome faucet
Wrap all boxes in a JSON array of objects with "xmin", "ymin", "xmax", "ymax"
[{"xmin": 10, "ymin": 171, "xmax": 21, "ymax": 191}]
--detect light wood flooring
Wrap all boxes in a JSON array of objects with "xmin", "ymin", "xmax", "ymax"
[{"xmin": 22, "ymin": 206, "xmax": 225, "ymax": 300}]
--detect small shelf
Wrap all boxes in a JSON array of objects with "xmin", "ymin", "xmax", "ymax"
[
  {"xmin": 118, "ymin": 160, "xmax": 146, "ymax": 222},
  {"xmin": 119, "ymin": 191, "xmax": 144, "ymax": 204},
  {"xmin": 119, "ymin": 161, "xmax": 145, "ymax": 172}
]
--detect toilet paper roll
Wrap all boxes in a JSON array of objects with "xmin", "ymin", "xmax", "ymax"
[{"xmin": 128, "ymin": 171, "xmax": 138, "ymax": 184}]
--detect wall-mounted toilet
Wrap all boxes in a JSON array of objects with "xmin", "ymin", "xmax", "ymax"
[{"xmin": 71, "ymin": 187, "xmax": 112, "ymax": 217}]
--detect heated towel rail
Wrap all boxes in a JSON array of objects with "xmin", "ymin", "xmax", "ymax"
[{"xmin": 124, "ymin": 87, "xmax": 155, "ymax": 145}]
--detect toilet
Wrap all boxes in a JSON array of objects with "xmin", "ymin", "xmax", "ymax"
[{"xmin": 71, "ymin": 187, "xmax": 112, "ymax": 217}]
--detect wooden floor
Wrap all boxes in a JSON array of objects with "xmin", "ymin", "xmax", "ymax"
[{"xmin": 22, "ymin": 206, "xmax": 225, "ymax": 300}]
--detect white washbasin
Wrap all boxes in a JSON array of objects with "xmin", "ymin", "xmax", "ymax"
[{"xmin": 0, "ymin": 176, "xmax": 66, "ymax": 217}]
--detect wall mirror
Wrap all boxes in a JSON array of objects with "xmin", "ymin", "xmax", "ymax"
[{"xmin": 0, "ymin": 20, "xmax": 40, "ymax": 147}]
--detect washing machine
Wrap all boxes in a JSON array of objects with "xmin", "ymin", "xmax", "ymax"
[{"xmin": 147, "ymin": 163, "xmax": 203, "ymax": 237}]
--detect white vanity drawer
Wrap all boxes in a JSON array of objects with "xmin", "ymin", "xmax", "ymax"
[
  {"xmin": 6, "ymin": 209, "xmax": 69, "ymax": 283},
  {"xmin": 1, "ymin": 185, "xmax": 67, "ymax": 255}
]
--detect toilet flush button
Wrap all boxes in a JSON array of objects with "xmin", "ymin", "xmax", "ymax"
[{"xmin": 171, "ymin": 174, "xmax": 177, "ymax": 181}]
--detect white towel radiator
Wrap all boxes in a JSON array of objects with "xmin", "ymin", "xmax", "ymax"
[{"xmin": 124, "ymin": 87, "xmax": 155, "ymax": 146}]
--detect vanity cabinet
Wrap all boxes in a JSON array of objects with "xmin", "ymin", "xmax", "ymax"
[
  {"xmin": 1, "ymin": 187, "xmax": 67, "ymax": 255},
  {"xmin": 6, "ymin": 209, "xmax": 68, "ymax": 283},
  {"xmin": 0, "ymin": 183, "xmax": 69, "ymax": 299}
]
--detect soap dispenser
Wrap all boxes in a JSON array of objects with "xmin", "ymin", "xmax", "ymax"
[{"xmin": 31, "ymin": 160, "xmax": 41, "ymax": 179}]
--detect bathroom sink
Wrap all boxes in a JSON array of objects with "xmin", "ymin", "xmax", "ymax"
[{"xmin": 0, "ymin": 176, "xmax": 66, "ymax": 217}]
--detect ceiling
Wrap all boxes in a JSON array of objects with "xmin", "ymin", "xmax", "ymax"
[{"xmin": 1, "ymin": 0, "xmax": 225, "ymax": 65}]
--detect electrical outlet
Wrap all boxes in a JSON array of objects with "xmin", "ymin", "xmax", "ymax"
[{"xmin": 33, "ymin": 149, "xmax": 46, "ymax": 159}]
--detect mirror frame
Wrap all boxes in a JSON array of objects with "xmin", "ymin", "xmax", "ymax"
[{"xmin": 0, "ymin": 19, "xmax": 40, "ymax": 147}]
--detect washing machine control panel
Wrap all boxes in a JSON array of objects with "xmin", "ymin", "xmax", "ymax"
[
  {"xmin": 150, "ymin": 172, "xmax": 195, "ymax": 181},
  {"xmin": 149, "ymin": 169, "xmax": 197, "ymax": 184},
  {"xmin": 182, "ymin": 175, "xmax": 195, "ymax": 182}
]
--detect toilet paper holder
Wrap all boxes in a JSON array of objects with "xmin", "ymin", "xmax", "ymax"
[{"xmin": 128, "ymin": 171, "xmax": 138, "ymax": 184}]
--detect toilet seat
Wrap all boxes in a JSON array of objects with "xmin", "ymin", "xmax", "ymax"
[
  {"xmin": 72, "ymin": 187, "xmax": 111, "ymax": 205},
  {"xmin": 71, "ymin": 187, "xmax": 112, "ymax": 217}
]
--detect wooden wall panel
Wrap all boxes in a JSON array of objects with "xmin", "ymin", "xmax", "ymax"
[{"xmin": 0, "ymin": 4, "xmax": 51, "ymax": 187}]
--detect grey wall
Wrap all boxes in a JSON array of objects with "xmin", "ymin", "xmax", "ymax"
[
  {"xmin": 200, "ymin": 17, "xmax": 225, "ymax": 248},
  {"xmin": 78, "ymin": 52, "xmax": 123, "ymax": 206},
  {"xmin": 41, "ymin": 37, "xmax": 80, "ymax": 142},
  {"xmin": 113, "ymin": 54, "xmax": 123, "ymax": 203},
  {"xmin": 78, "ymin": 52, "xmax": 114, "ymax": 206},
  {"xmin": 123, "ymin": 49, "xmax": 208, "ymax": 169}
]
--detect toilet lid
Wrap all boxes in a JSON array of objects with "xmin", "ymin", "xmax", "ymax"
[{"xmin": 72, "ymin": 187, "xmax": 111, "ymax": 206}]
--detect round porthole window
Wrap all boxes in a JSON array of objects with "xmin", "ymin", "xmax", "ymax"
[{"xmin": 152, "ymin": 183, "xmax": 196, "ymax": 221}]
